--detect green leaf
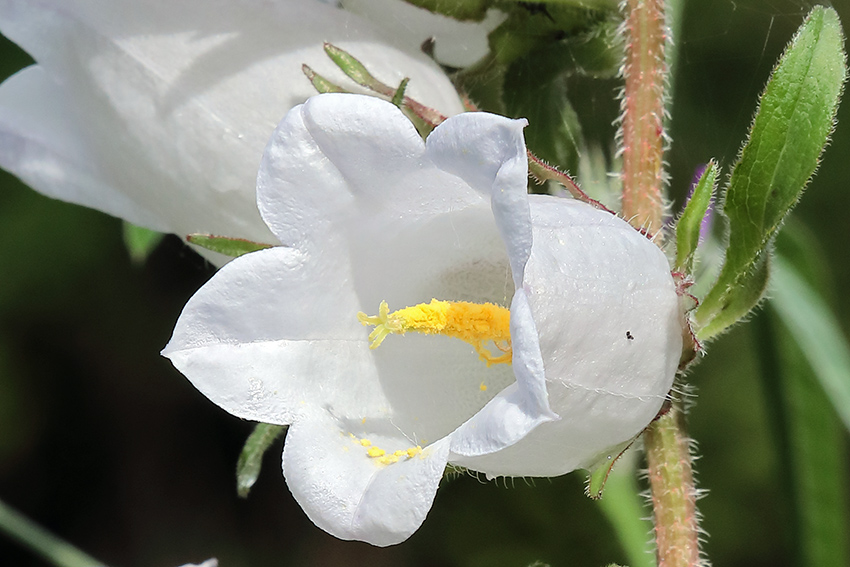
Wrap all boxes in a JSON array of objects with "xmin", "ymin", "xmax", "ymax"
[
  {"xmin": 770, "ymin": 255, "xmax": 850, "ymax": 433},
  {"xmin": 186, "ymin": 234, "xmax": 274, "ymax": 258},
  {"xmin": 755, "ymin": 255, "xmax": 849, "ymax": 567},
  {"xmin": 674, "ymin": 161, "xmax": 718, "ymax": 274},
  {"xmin": 770, "ymin": 316, "xmax": 849, "ymax": 567},
  {"xmin": 502, "ymin": 0, "xmax": 618, "ymax": 10},
  {"xmin": 595, "ymin": 461, "xmax": 655, "ymax": 567},
  {"xmin": 694, "ymin": 6, "xmax": 847, "ymax": 339},
  {"xmin": 504, "ymin": 72, "xmax": 583, "ymax": 174},
  {"xmin": 122, "ymin": 222, "xmax": 164, "ymax": 264},
  {"xmin": 236, "ymin": 423, "xmax": 287, "ymax": 498},
  {"xmin": 697, "ymin": 249, "xmax": 771, "ymax": 340},
  {"xmin": 563, "ymin": 20, "xmax": 624, "ymax": 79},
  {"xmin": 402, "ymin": 0, "xmax": 491, "ymax": 21}
]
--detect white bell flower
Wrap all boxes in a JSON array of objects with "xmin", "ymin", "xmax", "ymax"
[
  {"xmin": 0, "ymin": 0, "xmax": 463, "ymax": 247},
  {"xmin": 340, "ymin": 0, "xmax": 505, "ymax": 68},
  {"xmin": 163, "ymin": 94, "xmax": 682, "ymax": 546}
]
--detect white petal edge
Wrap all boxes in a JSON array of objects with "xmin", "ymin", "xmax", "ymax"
[
  {"xmin": 448, "ymin": 287, "xmax": 557, "ymax": 459},
  {"xmin": 163, "ymin": 246, "xmax": 389, "ymax": 423},
  {"xmin": 282, "ymin": 407, "xmax": 451, "ymax": 546},
  {"xmin": 341, "ymin": 0, "xmax": 505, "ymax": 67},
  {"xmin": 426, "ymin": 111, "xmax": 532, "ymax": 287}
]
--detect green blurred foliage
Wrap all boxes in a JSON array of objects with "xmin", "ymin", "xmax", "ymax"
[{"xmin": 0, "ymin": 1, "xmax": 848, "ymax": 567}]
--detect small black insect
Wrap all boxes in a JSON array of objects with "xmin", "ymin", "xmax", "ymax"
[{"xmin": 626, "ymin": 331, "xmax": 635, "ymax": 341}]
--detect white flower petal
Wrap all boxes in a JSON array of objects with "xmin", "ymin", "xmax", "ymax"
[
  {"xmin": 454, "ymin": 196, "xmax": 681, "ymax": 477},
  {"xmin": 256, "ymin": 95, "xmax": 522, "ymax": 442},
  {"xmin": 340, "ymin": 0, "xmax": 505, "ymax": 68},
  {"xmin": 177, "ymin": 560, "xmax": 218, "ymax": 567},
  {"xmin": 163, "ymin": 246, "xmax": 388, "ymax": 423},
  {"xmin": 257, "ymin": 94, "xmax": 428, "ymax": 247},
  {"xmin": 0, "ymin": 65, "xmax": 167, "ymax": 230},
  {"xmin": 448, "ymin": 287, "xmax": 556, "ymax": 460},
  {"xmin": 282, "ymin": 407, "xmax": 450, "ymax": 546},
  {"xmin": 426, "ymin": 111, "xmax": 532, "ymax": 287},
  {"xmin": 0, "ymin": 0, "xmax": 462, "ymax": 243}
]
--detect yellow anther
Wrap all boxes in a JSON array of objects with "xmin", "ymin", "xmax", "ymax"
[
  {"xmin": 406, "ymin": 446, "xmax": 422, "ymax": 458},
  {"xmin": 367, "ymin": 446, "xmax": 386, "ymax": 458},
  {"xmin": 359, "ymin": 439, "xmax": 372, "ymax": 447},
  {"xmin": 357, "ymin": 298, "xmax": 512, "ymax": 365},
  {"xmin": 378, "ymin": 455, "xmax": 400, "ymax": 465}
]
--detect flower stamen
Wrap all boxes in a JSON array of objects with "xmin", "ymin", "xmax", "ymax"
[
  {"xmin": 357, "ymin": 299, "xmax": 512, "ymax": 366},
  {"xmin": 353, "ymin": 435, "xmax": 423, "ymax": 466}
]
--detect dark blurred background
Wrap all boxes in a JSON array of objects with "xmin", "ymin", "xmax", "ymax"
[{"xmin": 1, "ymin": 1, "xmax": 848, "ymax": 566}]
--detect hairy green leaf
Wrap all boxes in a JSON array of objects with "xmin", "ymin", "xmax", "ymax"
[
  {"xmin": 236, "ymin": 423, "xmax": 287, "ymax": 498},
  {"xmin": 186, "ymin": 234, "xmax": 274, "ymax": 258},
  {"xmin": 697, "ymin": 250, "xmax": 771, "ymax": 340},
  {"xmin": 694, "ymin": 6, "xmax": 847, "ymax": 339},
  {"xmin": 675, "ymin": 161, "xmax": 718, "ymax": 274}
]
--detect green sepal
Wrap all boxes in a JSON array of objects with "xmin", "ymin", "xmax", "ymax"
[
  {"xmin": 674, "ymin": 161, "xmax": 718, "ymax": 274},
  {"xmin": 186, "ymin": 233, "xmax": 274, "ymax": 258},
  {"xmin": 302, "ymin": 64, "xmax": 348, "ymax": 94},
  {"xmin": 584, "ymin": 437, "xmax": 634, "ymax": 499},
  {"xmin": 694, "ymin": 6, "xmax": 847, "ymax": 340},
  {"xmin": 236, "ymin": 423, "xmax": 287, "ymax": 498},
  {"xmin": 391, "ymin": 77, "xmax": 410, "ymax": 107},
  {"xmin": 324, "ymin": 42, "xmax": 386, "ymax": 93},
  {"xmin": 122, "ymin": 222, "xmax": 164, "ymax": 264}
]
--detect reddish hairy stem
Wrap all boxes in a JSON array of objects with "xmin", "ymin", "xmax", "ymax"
[
  {"xmin": 527, "ymin": 152, "xmax": 614, "ymax": 213},
  {"xmin": 622, "ymin": 1, "xmax": 703, "ymax": 565},
  {"xmin": 621, "ymin": 0, "xmax": 667, "ymax": 235},
  {"xmin": 644, "ymin": 405, "xmax": 702, "ymax": 567}
]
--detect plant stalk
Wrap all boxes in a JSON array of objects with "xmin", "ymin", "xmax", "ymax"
[
  {"xmin": 620, "ymin": 0, "xmax": 667, "ymax": 235},
  {"xmin": 0, "ymin": 498, "xmax": 107, "ymax": 567},
  {"xmin": 643, "ymin": 405, "xmax": 701, "ymax": 567},
  {"xmin": 620, "ymin": 0, "xmax": 703, "ymax": 565}
]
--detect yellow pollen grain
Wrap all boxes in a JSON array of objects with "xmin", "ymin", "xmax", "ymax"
[
  {"xmin": 367, "ymin": 446, "xmax": 385, "ymax": 458},
  {"xmin": 479, "ymin": 382, "xmax": 488, "ymax": 392},
  {"xmin": 359, "ymin": 439, "xmax": 372, "ymax": 447},
  {"xmin": 407, "ymin": 446, "xmax": 422, "ymax": 458},
  {"xmin": 358, "ymin": 299, "xmax": 513, "ymax": 366}
]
